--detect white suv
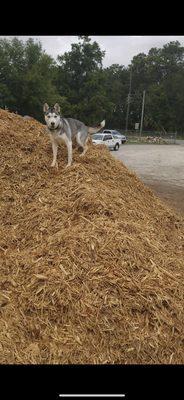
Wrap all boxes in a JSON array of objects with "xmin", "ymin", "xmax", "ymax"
[
  {"xmin": 103, "ymin": 130, "xmax": 127, "ymax": 144},
  {"xmin": 92, "ymin": 133, "xmax": 121, "ymax": 151}
]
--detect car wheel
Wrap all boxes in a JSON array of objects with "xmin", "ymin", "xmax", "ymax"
[{"xmin": 114, "ymin": 143, "xmax": 119, "ymax": 151}]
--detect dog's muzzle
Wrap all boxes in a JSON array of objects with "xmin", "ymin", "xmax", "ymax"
[{"xmin": 49, "ymin": 125, "xmax": 59, "ymax": 131}]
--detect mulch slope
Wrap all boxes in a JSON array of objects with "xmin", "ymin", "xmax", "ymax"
[{"xmin": 0, "ymin": 109, "xmax": 184, "ymax": 364}]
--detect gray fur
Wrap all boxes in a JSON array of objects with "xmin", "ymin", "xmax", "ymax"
[{"xmin": 43, "ymin": 103, "xmax": 105, "ymax": 167}]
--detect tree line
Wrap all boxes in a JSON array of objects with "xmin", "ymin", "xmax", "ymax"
[{"xmin": 1, "ymin": 36, "xmax": 184, "ymax": 135}]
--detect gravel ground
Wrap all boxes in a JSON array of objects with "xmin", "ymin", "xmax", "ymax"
[{"xmin": 113, "ymin": 143, "xmax": 184, "ymax": 216}]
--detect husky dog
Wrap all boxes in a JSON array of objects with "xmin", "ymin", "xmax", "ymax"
[{"xmin": 43, "ymin": 103, "xmax": 105, "ymax": 167}]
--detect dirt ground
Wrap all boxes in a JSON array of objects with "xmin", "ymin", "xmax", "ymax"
[{"xmin": 113, "ymin": 143, "xmax": 184, "ymax": 216}]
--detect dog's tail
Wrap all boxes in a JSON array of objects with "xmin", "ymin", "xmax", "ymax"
[{"xmin": 87, "ymin": 120, "xmax": 105, "ymax": 134}]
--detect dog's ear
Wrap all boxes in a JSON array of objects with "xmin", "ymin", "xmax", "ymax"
[
  {"xmin": 53, "ymin": 103, "xmax": 60, "ymax": 113},
  {"xmin": 43, "ymin": 103, "xmax": 49, "ymax": 113}
]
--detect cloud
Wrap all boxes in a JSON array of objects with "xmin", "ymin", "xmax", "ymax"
[{"xmin": 1, "ymin": 35, "xmax": 184, "ymax": 67}]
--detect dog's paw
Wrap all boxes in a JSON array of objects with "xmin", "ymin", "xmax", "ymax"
[
  {"xmin": 79, "ymin": 149, "xmax": 87, "ymax": 157},
  {"xmin": 51, "ymin": 161, "xmax": 58, "ymax": 169}
]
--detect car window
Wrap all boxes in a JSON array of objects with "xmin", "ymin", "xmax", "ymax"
[
  {"xmin": 93, "ymin": 134, "xmax": 103, "ymax": 140},
  {"xmin": 93, "ymin": 133, "xmax": 103, "ymax": 140},
  {"xmin": 103, "ymin": 130, "xmax": 111, "ymax": 134},
  {"xmin": 103, "ymin": 135, "xmax": 108, "ymax": 141}
]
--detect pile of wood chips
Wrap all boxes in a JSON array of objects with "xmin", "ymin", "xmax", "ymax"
[{"xmin": 0, "ymin": 109, "xmax": 184, "ymax": 364}]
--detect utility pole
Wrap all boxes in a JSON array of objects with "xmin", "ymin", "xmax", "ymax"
[
  {"xmin": 125, "ymin": 66, "xmax": 132, "ymax": 132},
  {"xmin": 140, "ymin": 90, "xmax": 146, "ymax": 137}
]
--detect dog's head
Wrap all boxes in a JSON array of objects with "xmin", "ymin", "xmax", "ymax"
[{"xmin": 43, "ymin": 103, "xmax": 61, "ymax": 130}]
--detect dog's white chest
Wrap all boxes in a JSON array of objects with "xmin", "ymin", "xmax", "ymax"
[{"xmin": 49, "ymin": 131, "xmax": 68, "ymax": 145}]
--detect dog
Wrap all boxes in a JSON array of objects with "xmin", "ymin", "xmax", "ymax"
[{"xmin": 43, "ymin": 103, "xmax": 105, "ymax": 167}]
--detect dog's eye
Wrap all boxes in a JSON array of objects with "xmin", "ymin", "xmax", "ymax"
[
  {"xmin": 54, "ymin": 115, "xmax": 57, "ymax": 118},
  {"xmin": 47, "ymin": 115, "xmax": 50, "ymax": 118}
]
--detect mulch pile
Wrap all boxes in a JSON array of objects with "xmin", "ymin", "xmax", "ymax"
[{"xmin": 0, "ymin": 109, "xmax": 184, "ymax": 364}]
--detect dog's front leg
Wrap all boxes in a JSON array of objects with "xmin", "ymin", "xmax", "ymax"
[
  {"xmin": 66, "ymin": 140, "xmax": 72, "ymax": 167},
  {"xmin": 51, "ymin": 141, "xmax": 58, "ymax": 167}
]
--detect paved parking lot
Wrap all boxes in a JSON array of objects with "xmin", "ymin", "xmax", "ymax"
[{"xmin": 113, "ymin": 143, "xmax": 184, "ymax": 215}]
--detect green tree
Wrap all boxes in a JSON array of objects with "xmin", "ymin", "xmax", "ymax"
[
  {"xmin": 103, "ymin": 64, "xmax": 130, "ymax": 128},
  {"xmin": 0, "ymin": 37, "xmax": 62, "ymax": 121},
  {"xmin": 56, "ymin": 36, "xmax": 113, "ymax": 124},
  {"xmin": 126, "ymin": 41, "xmax": 184, "ymax": 133},
  {"xmin": 1, "ymin": 36, "xmax": 184, "ymax": 136}
]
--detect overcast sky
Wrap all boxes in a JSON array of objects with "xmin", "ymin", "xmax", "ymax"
[{"xmin": 3, "ymin": 36, "xmax": 184, "ymax": 67}]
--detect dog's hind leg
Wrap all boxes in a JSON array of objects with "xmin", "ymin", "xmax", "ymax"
[
  {"xmin": 51, "ymin": 142, "xmax": 58, "ymax": 167},
  {"xmin": 77, "ymin": 131, "xmax": 88, "ymax": 157},
  {"xmin": 80, "ymin": 142, "xmax": 88, "ymax": 157}
]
